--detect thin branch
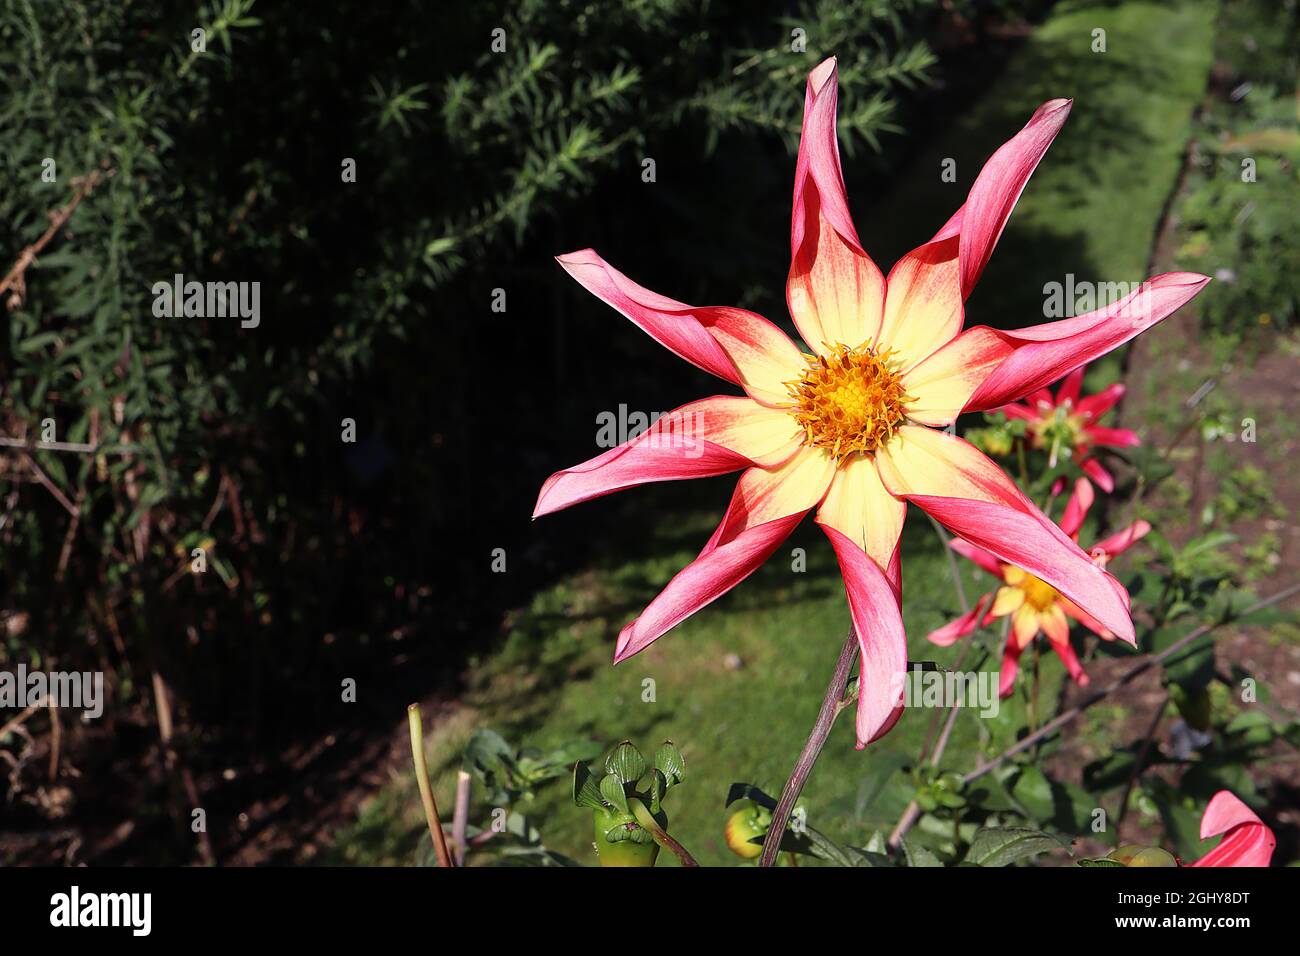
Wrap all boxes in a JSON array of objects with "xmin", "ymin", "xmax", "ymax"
[
  {"xmin": 20, "ymin": 450, "xmax": 77, "ymax": 516},
  {"xmin": 1, "ymin": 171, "xmax": 106, "ymax": 310},
  {"xmin": 0, "ymin": 703, "xmax": 41, "ymax": 740},
  {"xmin": 1116, "ymin": 693, "xmax": 1169, "ymax": 838}
]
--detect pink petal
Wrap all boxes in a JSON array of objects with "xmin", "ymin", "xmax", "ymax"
[
  {"xmin": 1084, "ymin": 425, "xmax": 1141, "ymax": 448},
  {"xmin": 927, "ymin": 592, "xmax": 993, "ymax": 647},
  {"xmin": 1039, "ymin": 605, "xmax": 1089, "ymax": 686},
  {"xmin": 956, "ymin": 99, "xmax": 1073, "ymax": 298},
  {"xmin": 1055, "ymin": 367, "xmax": 1085, "ymax": 407},
  {"xmin": 533, "ymin": 396, "xmax": 800, "ymax": 517},
  {"xmin": 1079, "ymin": 456, "xmax": 1115, "ymax": 493},
  {"xmin": 876, "ymin": 426, "xmax": 1135, "ymax": 645},
  {"xmin": 614, "ymin": 512, "xmax": 804, "ymax": 663},
  {"xmin": 556, "ymin": 249, "xmax": 804, "ymax": 404},
  {"xmin": 1191, "ymin": 791, "xmax": 1276, "ymax": 867},
  {"xmin": 999, "ymin": 633, "xmax": 1026, "ymax": 698},
  {"xmin": 950, "ymin": 537, "xmax": 1004, "ymax": 578},
  {"xmin": 613, "ymin": 449, "xmax": 835, "ymax": 661},
  {"xmin": 964, "ymin": 272, "xmax": 1211, "ymax": 411},
  {"xmin": 1059, "ymin": 477, "xmax": 1095, "ymax": 538},
  {"xmin": 1059, "ymin": 595, "xmax": 1114, "ymax": 641},
  {"xmin": 788, "ymin": 58, "xmax": 886, "ymax": 353},
  {"xmin": 815, "ymin": 453, "xmax": 905, "ymax": 570},
  {"xmin": 997, "ymin": 402, "xmax": 1039, "ymax": 422},
  {"xmin": 822, "ymin": 524, "xmax": 909, "ymax": 747},
  {"xmin": 1076, "ymin": 382, "xmax": 1125, "ymax": 419},
  {"xmin": 1092, "ymin": 520, "xmax": 1152, "ymax": 559}
]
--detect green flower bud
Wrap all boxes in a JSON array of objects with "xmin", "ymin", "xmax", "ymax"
[{"xmin": 724, "ymin": 801, "xmax": 771, "ymax": 859}]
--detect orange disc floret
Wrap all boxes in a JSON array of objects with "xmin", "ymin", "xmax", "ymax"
[{"xmin": 787, "ymin": 343, "xmax": 910, "ymax": 461}]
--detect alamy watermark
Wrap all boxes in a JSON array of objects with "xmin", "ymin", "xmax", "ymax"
[
  {"xmin": 151, "ymin": 273, "xmax": 260, "ymax": 328},
  {"xmin": 595, "ymin": 404, "xmax": 706, "ymax": 458},
  {"xmin": 897, "ymin": 667, "xmax": 999, "ymax": 718},
  {"xmin": 1, "ymin": 664, "xmax": 104, "ymax": 719},
  {"xmin": 1042, "ymin": 274, "xmax": 1149, "ymax": 319}
]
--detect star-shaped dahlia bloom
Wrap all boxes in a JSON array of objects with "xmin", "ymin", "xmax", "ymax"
[
  {"xmin": 925, "ymin": 478, "xmax": 1151, "ymax": 697},
  {"xmin": 534, "ymin": 58, "xmax": 1208, "ymax": 747}
]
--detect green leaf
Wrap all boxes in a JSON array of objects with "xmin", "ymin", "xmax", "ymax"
[
  {"xmin": 605, "ymin": 740, "xmax": 645, "ymax": 785},
  {"xmin": 654, "ymin": 740, "xmax": 685, "ymax": 786},
  {"xmin": 572, "ymin": 761, "xmax": 604, "ymax": 811},
  {"xmin": 646, "ymin": 768, "xmax": 666, "ymax": 814},
  {"xmin": 902, "ymin": 841, "xmax": 944, "ymax": 867},
  {"xmin": 965, "ymin": 827, "xmax": 1068, "ymax": 867},
  {"xmin": 599, "ymin": 773, "xmax": 629, "ymax": 813},
  {"xmin": 1151, "ymin": 625, "xmax": 1215, "ymax": 689},
  {"xmin": 1078, "ymin": 857, "xmax": 1126, "ymax": 868},
  {"xmin": 725, "ymin": 782, "xmax": 777, "ymax": 810}
]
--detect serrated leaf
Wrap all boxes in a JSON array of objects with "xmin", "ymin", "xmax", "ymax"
[
  {"xmin": 599, "ymin": 773, "xmax": 629, "ymax": 813},
  {"xmin": 965, "ymin": 827, "xmax": 1068, "ymax": 867},
  {"xmin": 606, "ymin": 740, "xmax": 645, "ymax": 785},
  {"xmin": 1078, "ymin": 857, "xmax": 1126, "ymax": 867}
]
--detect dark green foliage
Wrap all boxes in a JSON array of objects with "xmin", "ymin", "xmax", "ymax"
[{"xmin": 0, "ymin": 1, "xmax": 948, "ymax": 735}]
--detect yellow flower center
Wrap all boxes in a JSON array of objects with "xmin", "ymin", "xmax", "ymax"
[
  {"xmin": 787, "ymin": 343, "xmax": 910, "ymax": 461},
  {"xmin": 1005, "ymin": 566, "xmax": 1059, "ymax": 611},
  {"xmin": 1020, "ymin": 573, "xmax": 1058, "ymax": 611}
]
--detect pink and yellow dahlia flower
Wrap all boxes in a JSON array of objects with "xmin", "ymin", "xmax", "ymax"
[
  {"xmin": 998, "ymin": 364, "xmax": 1140, "ymax": 492},
  {"xmin": 925, "ymin": 478, "xmax": 1151, "ymax": 697},
  {"xmin": 534, "ymin": 58, "xmax": 1208, "ymax": 747}
]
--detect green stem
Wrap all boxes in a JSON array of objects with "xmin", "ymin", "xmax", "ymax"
[
  {"xmin": 628, "ymin": 797, "xmax": 699, "ymax": 867},
  {"xmin": 407, "ymin": 704, "xmax": 454, "ymax": 868}
]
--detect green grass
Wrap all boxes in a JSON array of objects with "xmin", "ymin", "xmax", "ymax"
[{"xmin": 327, "ymin": 0, "xmax": 1220, "ymax": 867}]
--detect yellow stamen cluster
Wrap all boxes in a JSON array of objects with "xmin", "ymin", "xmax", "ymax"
[
  {"xmin": 787, "ymin": 343, "xmax": 910, "ymax": 461},
  {"xmin": 1007, "ymin": 566, "xmax": 1058, "ymax": 611}
]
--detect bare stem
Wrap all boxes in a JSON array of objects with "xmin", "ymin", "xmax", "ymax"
[
  {"xmin": 759, "ymin": 627, "xmax": 858, "ymax": 867},
  {"xmin": 452, "ymin": 770, "xmax": 471, "ymax": 866},
  {"xmin": 407, "ymin": 703, "xmax": 454, "ymax": 868}
]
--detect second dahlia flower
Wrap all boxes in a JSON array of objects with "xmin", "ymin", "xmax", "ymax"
[
  {"xmin": 998, "ymin": 364, "xmax": 1140, "ymax": 492},
  {"xmin": 534, "ymin": 58, "xmax": 1209, "ymax": 747},
  {"xmin": 926, "ymin": 478, "xmax": 1151, "ymax": 697}
]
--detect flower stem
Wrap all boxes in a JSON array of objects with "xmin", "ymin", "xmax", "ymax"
[
  {"xmin": 628, "ymin": 797, "xmax": 700, "ymax": 867},
  {"xmin": 759, "ymin": 626, "xmax": 858, "ymax": 867},
  {"xmin": 407, "ymin": 703, "xmax": 454, "ymax": 868}
]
